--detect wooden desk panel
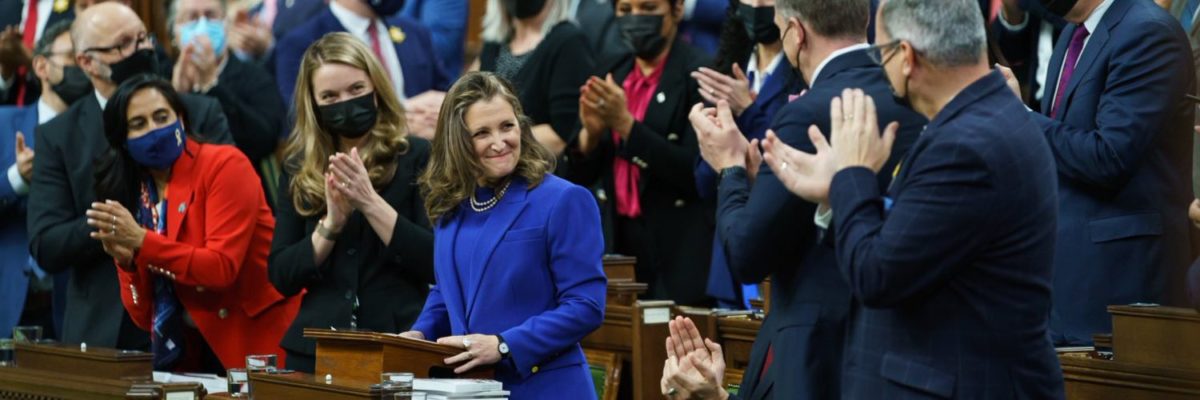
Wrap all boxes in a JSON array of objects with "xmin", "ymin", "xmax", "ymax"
[
  {"xmin": 1060, "ymin": 351, "xmax": 1200, "ymax": 400},
  {"xmin": 250, "ymin": 372, "xmax": 373, "ymax": 400},
  {"xmin": 0, "ymin": 365, "xmax": 143, "ymax": 399},
  {"xmin": 717, "ymin": 317, "xmax": 762, "ymax": 372}
]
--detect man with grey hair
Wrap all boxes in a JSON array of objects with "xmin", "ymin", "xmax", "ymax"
[
  {"xmin": 761, "ymin": 0, "xmax": 1064, "ymax": 397},
  {"xmin": 27, "ymin": 1, "xmax": 230, "ymax": 350}
]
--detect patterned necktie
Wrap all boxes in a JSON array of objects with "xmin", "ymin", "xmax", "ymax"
[
  {"xmin": 1051, "ymin": 25, "xmax": 1089, "ymax": 119},
  {"xmin": 140, "ymin": 180, "xmax": 185, "ymax": 371}
]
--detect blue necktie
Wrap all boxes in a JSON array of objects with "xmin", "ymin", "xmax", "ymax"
[
  {"xmin": 1183, "ymin": 0, "xmax": 1199, "ymax": 30},
  {"xmin": 138, "ymin": 179, "xmax": 185, "ymax": 371}
]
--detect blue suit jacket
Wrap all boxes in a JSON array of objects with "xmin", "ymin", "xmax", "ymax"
[
  {"xmin": 832, "ymin": 72, "xmax": 1063, "ymax": 399},
  {"xmin": 714, "ymin": 50, "xmax": 924, "ymax": 400},
  {"xmin": 400, "ymin": 0, "xmax": 466, "ymax": 80},
  {"xmin": 0, "ymin": 105, "xmax": 36, "ymax": 338},
  {"xmin": 274, "ymin": 8, "xmax": 451, "ymax": 104},
  {"xmin": 411, "ymin": 175, "xmax": 606, "ymax": 398},
  {"xmin": 1037, "ymin": 0, "xmax": 1195, "ymax": 345}
]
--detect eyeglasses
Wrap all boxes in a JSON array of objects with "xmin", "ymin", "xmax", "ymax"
[
  {"xmin": 83, "ymin": 31, "xmax": 155, "ymax": 57},
  {"xmin": 865, "ymin": 40, "xmax": 903, "ymax": 66}
]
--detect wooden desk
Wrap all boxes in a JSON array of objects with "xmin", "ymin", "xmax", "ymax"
[
  {"xmin": 1061, "ymin": 351, "xmax": 1200, "ymax": 399},
  {"xmin": 604, "ymin": 255, "xmax": 637, "ymax": 282},
  {"xmin": 0, "ymin": 365, "xmax": 145, "ymax": 399},
  {"xmin": 249, "ymin": 371, "xmax": 374, "ymax": 400},
  {"xmin": 1060, "ymin": 305, "xmax": 1200, "ymax": 399}
]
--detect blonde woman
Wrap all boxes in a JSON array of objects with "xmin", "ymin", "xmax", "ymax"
[
  {"xmin": 401, "ymin": 72, "xmax": 605, "ymax": 398},
  {"xmin": 267, "ymin": 32, "xmax": 434, "ymax": 373}
]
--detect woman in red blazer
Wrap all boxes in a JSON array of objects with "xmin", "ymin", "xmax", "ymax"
[{"xmin": 84, "ymin": 75, "xmax": 300, "ymax": 373}]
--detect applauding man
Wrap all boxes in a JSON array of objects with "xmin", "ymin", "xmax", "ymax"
[{"xmin": 764, "ymin": 0, "xmax": 1064, "ymax": 397}]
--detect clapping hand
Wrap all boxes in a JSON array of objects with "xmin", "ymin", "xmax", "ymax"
[
  {"xmin": 15, "ymin": 131, "xmax": 33, "ymax": 182},
  {"xmin": 584, "ymin": 74, "xmax": 634, "ymax": 138},
  {"xmin": 692, "ymin": 64, "xmax": 755, "ymax": 116},
  {"xmin": 172, "ymin": 37, "xmax": 220, "ymax": 93},
  {"xmin": 86, "ymin": 200, "xmax": 146, "ymax": 268},
  {"xmin": 689, "ymin": 101, "xmax": 749, "ymax": 171},
  {"xmin": 661, "ymin": 317, "xmax": 727, "ymax": 400},
  {"xmin": 404, "ymin": 90, "xmax": 445, "ymax": 140},
  {"xmin": 227, "ymin": 9, "xmax": 273, "ymax": 59},
  {"xmin": 327, "ymin": 147, "xmax": 379, "ymax": 211},
  {"xmin": 0, "ymin": 26, "xmax": 30, "ymax": 79}
]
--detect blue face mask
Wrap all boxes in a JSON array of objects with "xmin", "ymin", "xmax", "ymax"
[
  {"xmin": 179, "ymin": 17, "xmax": 226, "ymax": 55},
  {"xmin": 127, "ymin": 120, "xmax": 186, "ymax": 170}
]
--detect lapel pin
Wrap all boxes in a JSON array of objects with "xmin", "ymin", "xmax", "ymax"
[
  {"xmin": 53, "ymin": 0, "xmax": 68, "ymax": 13},
  {"xmin": 389, "ymin": 26, "xmax": 406, "ymax": 44},
  {"xmin": 656, "ymin": 92, "xmax": 666, "ymax": 104},
  {"xmin": 285, "ymin": 0, "xmax": 295, "ymax": 8},
  {"xmin": 178, "ymin": 202, "xmax": 186, "ymax": 214},
  {"xmin": 667, "ymin": 133, "xmax": 679, "ymax": 141}
]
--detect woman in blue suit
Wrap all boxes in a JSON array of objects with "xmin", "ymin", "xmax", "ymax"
[{"xmin": 403, "ymin": 72, "xmax": 606, "ymax": 398}]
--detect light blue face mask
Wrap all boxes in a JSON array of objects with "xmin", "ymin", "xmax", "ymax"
[{"xmin": 179, "ymin": 17, "xmax": 226, "ymax": 55}]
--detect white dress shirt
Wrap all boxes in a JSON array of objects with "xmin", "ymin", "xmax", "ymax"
[
  {"xmin": 329, "ymin": 2, "xmax": 407, "ymax": 101},
  {"xmin": 1049, "ymin": 0, "xmax": 1114, "ymax": 108},
  {"xmin": 746, "ymin": 48, "xmax": 784, "ymax": 94}
]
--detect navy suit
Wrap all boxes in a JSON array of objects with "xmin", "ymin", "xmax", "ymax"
[
  {"xmin": 411, "ymin": 175, "xmax": 606, "ymax": 399},
  {"xmin": 274, "ymin": 8, "xmax": 451, "ymax": 104},
  {"xmin": 833, "ymin": 71, "xmax": 1064, "ymax": 399},
  {"xmin": 714, "ymin": 50, "xmax": 924, "ymax": 400},
  {"xmin": 0, "ymin": 105, "xmax": 36, "ymax": 337},
  {"xmin": 1036, "ymin": 0, "xmax": 1195, "ymax": 345}
]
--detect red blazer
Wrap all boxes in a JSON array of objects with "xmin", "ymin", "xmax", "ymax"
[{"xmin": 116, "ymin": 140, "xmax": 300, "ymax": 369}]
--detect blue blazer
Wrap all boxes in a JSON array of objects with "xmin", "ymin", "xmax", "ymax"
[
  {"xmin": 411, "ymin": 174, "xmax": 606, "ymax": 399},
  {"xmin": 714, "ymin": 50, "xmax": 924, "ymax": 400},
  {"xmin": 832, "ymin": 72, "xmax": 1064, "ymax": 399},
  {"xmin": 274, "ymin": 8, "xmax": 451, "ymax": 104},
  {"xmin": 1036, "ymin": 0, "xmax": 1194, "ymax": 345},
  {"xmin": 0, "ymin": 105, "xmax": 35, "ymax": 338}
]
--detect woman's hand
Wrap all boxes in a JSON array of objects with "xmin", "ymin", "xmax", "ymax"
[
  {"xmin": 587, "ymin": 74, "xmax": 634, "ymax": 139},
  {"xmin": 692, "ymin": 64, "xmax": 755, "ymax": 117},
  {"xmin": 398, "ymin": 330, "xmax": 425, "ymax": 340},
  {"xmin": 437, "ymin": 334, "xmax": 501, "ymax": 374},
  {"xmin": 101, "ymin": 240, "xmax": 136, "ymax": 271},
  {"xmin": 86, "ymin": 200, "xmax": 146, "ymax": 253},
  {"xmin": 328, "ymin": 147, "xmax": 380, "ymax": 212},
  {"xmin": 324, "ymin": 170, "xmax": 352, "ymax": 231}
]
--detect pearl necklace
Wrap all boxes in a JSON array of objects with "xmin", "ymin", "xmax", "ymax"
[{"xmin": 470, "ymin": 180, "xmax": 512, "ymax": 212}]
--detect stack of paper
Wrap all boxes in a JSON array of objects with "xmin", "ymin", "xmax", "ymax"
[{"xmin": 413, "ymin": 379, "xmax": 509, "ymax": 400}]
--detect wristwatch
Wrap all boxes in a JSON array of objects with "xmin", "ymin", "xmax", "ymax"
[
  {"xmin": 496, "ymin": 335, "xmax": 510, "ymax": 359},
  {"xmin": 719, "ymin": 166, "xmax": 746, "ymax": 180},
  {"xmin": 315, "ymin": 218, "xmax": 341, "ymax": 240}
]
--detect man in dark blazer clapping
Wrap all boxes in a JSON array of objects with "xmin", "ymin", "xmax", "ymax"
[{"xmin": 27, "ymin": 2, "xmax": 231, "ymax": 350}]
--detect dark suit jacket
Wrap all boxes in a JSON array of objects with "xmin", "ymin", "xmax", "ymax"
[
  {"xmin": 0, "ymin": 105, "xmax": 36, "ymax": 338},
  {"xmin": 271, "ymin": 0, "xmax": 325, "ymax": 40},
  {"xmin": 26, "ymin": 93, "xmax": 231, "ymax": 349},
  {"xmin": 274, "ymin": 9, "xmax": 451, "ymax": 104},
  {"xmin": 480, "ymin": 22, "xmax": 594, "ymax": 143},
  {"xmin": 0, "ymin": 0, "xmax": 74, "ymax": 105},
  {"xmin": 208, "ymin": 56, "xmax": 286, "ymax": 167},
  {"xmin": 716, "ymin": 50, "xmax": 924, "ymax": 400},
  {"xmin": 563, "ymin": 39, "xmax": 713, "ymax": 306},
  {"xmin": 1036, "ymin": 0, "xmax": 1194, "ymax": 345},
  {"xmin": 268, "ymin": 138, "xmax": 434, "ymax": 363},
  {"xmin": 833, "ymin": 71, "xmax": 1064, "ymax": 399}
]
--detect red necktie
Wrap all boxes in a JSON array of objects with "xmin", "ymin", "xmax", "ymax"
[
  {"xmin": 758, "ymin": 344, "xmax": 774, "ymax": 382},
  {"xmin": 366, "ymin": 22, "xmax": 390, "ymax": 73},
  {"xmin": 1051, "ymin": 25, "xmax": 1089, "ymax": 118},
  {"xmin": 15, "ymin": 0, "xmax": 38, "ymax": 106}
]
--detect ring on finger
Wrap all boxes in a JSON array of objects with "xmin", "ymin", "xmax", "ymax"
[
  {"xmin": 667, "ymin": 387, "xmax": 678, "ymax": 396},
  {"xmin": 781, "ymin": 162, "xmax": 789, "ymax": 171},
  {"xmin": 462, "ymin": 338, "xmax": 472, "ymax": 348}
]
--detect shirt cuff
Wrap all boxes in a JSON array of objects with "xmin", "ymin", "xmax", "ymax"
[
  {"xmin": 998, "ymin": 8, "xmax": 1029, "ymax": 31},
  {"xmin": 7, "ymin": 163, "xmax": 29, "ymax": 196},
  {"xmin": 813, "ymin": 205, "xmax": 833, "ymax": 229}
]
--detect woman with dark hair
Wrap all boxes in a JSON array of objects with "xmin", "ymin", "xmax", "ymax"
[
  {"xmin": 694, "ymin": 0, "xmax": 805, "ymax": 308},
  {"xmin": 565, "ymin": 0, "xmax": 713, "ymax": 306},
  {"xmin": 87, "ymin": 75, "xmax": 299, "ymax": 373},
  {"xmin": 401, "ymin": 72, "xmax": 605, "ymax": 398}
]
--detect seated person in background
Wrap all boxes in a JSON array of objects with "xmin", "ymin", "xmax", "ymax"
[
  {"xmin": 268, "ymin": 32, "xmax": 434, "ymax": 374},
  {"xmin": 402, "ymin": 72, "xmax": 606, "ymax": 399},
  {"xmin": 0, "ymin": 0, "xmax": 76, "ymax": 106},
  {"xmin": 476, "ymin": 0, "xmax": 594, "ymax": 155},
  {"xmin": 693, "ymin": 0, "xmax": 805, "ymax": 308},
  {"xmin": 27, "ymin": 2, "xmax": 232, "ymax": 351},
  {"xmin": 89, "ymin": 76, "xmax": 299, "ymax": 372},
  {"xmin": 275, "ymin": 0, "xmax": 449, "ymax": 139},
  {"xmin": 563, "ymin": 0, "xmax": 713, "ymax": 306},
  {"xmin": 169, "ymin": 0, "xmax": 288, "ymax": 207}
]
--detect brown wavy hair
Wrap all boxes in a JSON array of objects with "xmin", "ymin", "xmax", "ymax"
[
  {"xmin": 285, "ymin": 32, "xmax": 409, "ymax": 217},
  {"xmin": 420, "ymin": 72, "xmax": 555, "ymax": 225}
]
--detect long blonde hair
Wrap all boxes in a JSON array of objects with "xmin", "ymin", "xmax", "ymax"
[
  {"xmin": 285, "ymin": 32, "xmax": 409, "ymax": 217},
  {"xmin": 420, "ymin": 72, "xmax": 555, "ymax": 225}
]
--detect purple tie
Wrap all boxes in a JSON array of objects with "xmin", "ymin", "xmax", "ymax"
[{"xmin": 1051, "ymin": 25, "xmax": 1089, "ymax": 118}]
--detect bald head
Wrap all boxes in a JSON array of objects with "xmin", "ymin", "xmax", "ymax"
[{"xmin": 71, "ymin": 2, "xmax": 144, "ymax": 53}]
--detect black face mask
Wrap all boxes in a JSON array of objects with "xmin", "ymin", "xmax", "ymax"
[
  {"xmin": 51, "ymin": 65, "xmax": 93, "ymax": 105},
  {"xmin": 366, "ymin": 0, "xmax": 404, "ymax": 16},
  {"xmin": 108, "ymin": 49, "xmax": 160, "ymax": 85},
  {"xmin": 503, "ymin": 0, "xmax": 546, "ymax": 19},
  {"xmin": 618, "ymin": 15, "xmax": 668, "ymax": 60},
  {"xmin": 736, "ymin": 4, "xmax": 779, "ymax": 44},
  {"xmin": 317, "ymin": 93, "xmax": 378, "ymax": 139}
]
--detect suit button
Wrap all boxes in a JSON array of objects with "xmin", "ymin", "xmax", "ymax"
[
  {"xmin": 667, "ymin": 132, "xmax": 679, "ymax": 141},
  {"xmin": 674, "ymin": 199, "xmax": 685, "ymax": 208},
  {"xmin": 218, "ymin": 308, "xmax": 229, "ymax": 319},
  {"xmin": 531, "ymin": 366, "xmax": 539, "ymax": 373},
  {"xmin": 347, "ymin": 248, "xmax": 357, "ymax": 256},
  {"xmin": 195, "ymin": 286, "xmax": 205, "ymax": 292},
  {"xmin": 344, "ymin": 290, "xmax": 353, "ymax": 300}
]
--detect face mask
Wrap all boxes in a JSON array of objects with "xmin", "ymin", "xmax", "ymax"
[
  {"xmin": 127, "ymin": 119, "xmax": 185, "ymax": 170},
  {"xmin": 618, "ymin": 15, "xmax": 668, "ymax": 60},
  {"xmin": 881, "ymin": 52, "xmax": 913, "ymax": 109},
  {"xmin": 108, "ymin": 49, "xmax": 161, "ymax": 85},
  {"xmin": 179, "ymin": 17, "xmax": 226, "ymax": 55},
  {"xmin": 503, "ymin": 0, "xmax": 546, "ymax": 19},
  {"xmin": 366, "ymin": 0, "xmax": 404, "ymax": 16},
  {"xmin": 317, "ymin": 93, "xmax": 378, "ymax": 139},
  {"xmin": 736, "ymin": 4, "xmax": 779, "ymax": 44},
  {"xmin": 51, "ymin": 64, "xmax": 93, "ymax": 105}
]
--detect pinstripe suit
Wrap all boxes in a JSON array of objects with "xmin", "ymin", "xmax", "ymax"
[{"xmin": 831, "ymin": 72, "xmax": 1064, "ymax": 399}]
